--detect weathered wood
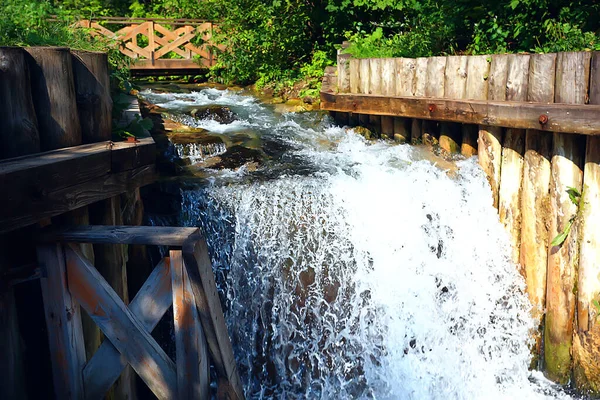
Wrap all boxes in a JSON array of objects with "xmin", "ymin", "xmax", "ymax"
[
  {"xmin": 0, "ymin": 162, "xmax": 156, "ymax": 234},
  {"xmin": 369, "ymin": 58, "xmax": 382, "ymax": 95},
  {"xmin": 393, "ymin": 117, "xmax": 410, "ymax": 143},
  {"xmin": 83, "ymin": 258, "xmax": 172, "ymax": 400},
  {"xmin": 411, "ymin": 119, "xmax": 423, "ymax": 144},
  {"xmin": 488, "ymin": 54, "xmax": 509, "ymax": 101},
  {"xmin": 381, "ymin": 58, "xmax": 396, "ymax": 96},
  {"xmin": 466, "ymin": 55, "xmax": 491, "ymax": 100},
  {"xmin": 0, "ymin": 282, "xmax": 26, "ymax": 400},
  {"xmin": 71, "ymin": 50, "xmax": 112, "ymax": 144},
  {"xmin": 545, "ymin": 51, "xmax": 589, "ymax": 384},
  {"xmin": 461, "ymin": 125, "xmax": 478, "ymax": 157},
  {"xmin": 88, "ymin": 196, "xmax": 137, "ymax": 400},
  {"xmin": 25, "ymin": 47, "xmax": 82, "ymax": 151},
  {"xmin": 36, "ymin": 244, "xmax": 86, "ymax": 400},
  {"xmin": 439, "ymin": 123, "xmax": 460, "ymax": 153},
  {"xmin": 337, "ymin": 51, "xmax": 351, "ymax": 93},
  {"xmin": 182, "ymin": 238, "xmax": 245, "ymax": 400},
  {"xmin": 0, "ymin": 47, "xmax": 40, "ymax": 159},
  {"xmin": 414, "ymin": 57, "xmax": 428, "ymax": 97},
  {"xmin": 381, "ymin": 116, "xmax": 394, "ymax": 139},
  {"xmin": 65, "ymin": 244, "xmax": 178, "ymax": 399},
  {"xmin": 520, "ymin": 53, "xmax": 556, "ymax": 365},
  {"xmin": 359, "ymin": 59, "xmax": 370, "ymax": 95},
  {"xmin": 425, "ymin": 56, "xmax": 446, "ymax": 98},
  {"xmin": 440, "ymin": 56, "xmax": 464, "ymax": 153},
  {"xmin": 171, "ymin": 250, "xmax": 210, "ymax": 400},
  {"xmin": 320, "ymin": 91, "xmax": 600, "ymax": 135},
  {"xmin": 349, "ymin": 58, "xmax": 361, "ymax": 94},
  {"xmin": 573, "ymin": 50, "xmax": 600, "ymax": 394},
  {"xmin": 369, "ymin": 114, "xmax": 381, "ymax": 135},
  {"xmin": 394, "ymin": 58, "xmax": 415, "ymax": 143},
  {"xmin": 498, "ymin": 54, "xmax": 529, "ymax": 263}
]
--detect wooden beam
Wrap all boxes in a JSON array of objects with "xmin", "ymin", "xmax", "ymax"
[
  {"xmin": 171, "ymin": 250, "xmax": 210, "ymax": 400},
  {"xmin": 320, "ymin": 91, "xmax": 600, "ymax": 135},
  {"xmin": 129, "ymin": 59, "xmax": 206, "ymax": 70},
  {"xmin": 83, "ymin": 258, "xmax": 173, "ymax": 400},
  {"xmin": 65, "ymin": 244, "xmax": 177, "ymax": 399},
  {"xmin": 36, "ymin": 244, "xmax": 86, "ymax": 400},
  {"xmin": 42, "ymin": 225, "xmax": 199, "ymax": 246},
  {"xmin": 182, "ymin": 238, "xmax": 245, "ymax": 400}
]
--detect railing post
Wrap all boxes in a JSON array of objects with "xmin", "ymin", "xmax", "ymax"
[{"xmin": 148, "ymin": 21, "xmax": 155, "ymax": 65}]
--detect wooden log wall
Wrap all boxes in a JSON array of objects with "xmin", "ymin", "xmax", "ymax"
[
  {"xmin": 328, "ymin": 50, "xmax": 600, "ymax": 394},
  {"xmin": 0, "ymin": 46, "xmax": 147, "ymax": 399}
]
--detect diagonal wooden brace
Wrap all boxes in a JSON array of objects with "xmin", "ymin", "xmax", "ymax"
[
  {"xmin": 65, "ymin": 244, "xmax": 177, "ymax": 400},
  {"xmin": 82, "ymin": 257, "xmax": 173, "ymax": 400}
]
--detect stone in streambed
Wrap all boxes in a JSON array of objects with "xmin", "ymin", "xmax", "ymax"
[{"xmin": 183, "ymin": 105, "xmax": 238, "ymax": 124}]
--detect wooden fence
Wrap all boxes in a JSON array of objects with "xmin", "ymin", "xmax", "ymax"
[
  {"xmin": 321, "ymin": 49, "xmax": 600, "ymax": 394},
  {"xmin": 77, "ymin": 18, "xmax": 221, "ymax": 70}
]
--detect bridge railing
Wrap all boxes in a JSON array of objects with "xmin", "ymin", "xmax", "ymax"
[{"xmin": 77, "ymin": 18, "xmax": 222, "ymax": 70}]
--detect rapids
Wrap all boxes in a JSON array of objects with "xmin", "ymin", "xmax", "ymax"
[{"xmin": 140, "ymin": 87, "xmax": 573, "ymax": 400}]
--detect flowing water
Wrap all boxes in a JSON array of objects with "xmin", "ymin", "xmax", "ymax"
[{"xmin": 141, "ymin": 87, "xmax": 573, "ymax": 400}]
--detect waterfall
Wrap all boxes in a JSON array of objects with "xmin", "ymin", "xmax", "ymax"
[{"xmin": 140, "ymin": 87, "xmax": 573, "ymax": 400}]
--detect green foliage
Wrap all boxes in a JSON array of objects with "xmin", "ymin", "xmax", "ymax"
[{"xmin": 551, "ymin": 187, "xmax": 583, "ymax": 247}]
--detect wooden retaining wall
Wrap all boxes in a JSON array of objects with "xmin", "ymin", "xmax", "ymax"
[{"xmin": 322, "ymin": 49, "xmax": 600, "ymax": 394}]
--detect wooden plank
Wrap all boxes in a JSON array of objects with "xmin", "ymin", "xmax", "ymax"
[
  {"xmin": 414, "ymin": 57, "xmax": 428, "ymax": 97},
  {"xmin": 111, "ymin": 137, "xmax": 156, "ymax": 172},
  {"xmin": 444, "ymin": 56, "xmax": 467, "ymax": 99},
  {"xmin": 359, "ymin": 59, "xmax": 370, "ymax": 95},
  {"xmin": 520, "ymin": 53, "xmax": 556, "ymax": 365},
  {"xmin": 36, "ymin": 244, "xmax": 86, "ymax": 400},
  {"xmin": 65, "ymin": 245, "xmax": 177, "ymax": 399},
  {"xmin": 319, "ymin": 92, "xmax": 600, "ymax": 135},
  {"xmin": 465, "ymin": 55, "xmax": 490, "ymax": 100},
  {"xmin": 380, "ymin": 58, "xmax": 396, "ymax": 96},
  {"xmin": 154, "ymin": 32, "xmax": 196, "ymax": 59},
  {"xmin": 395, "ymin": 58, "xmax": 416, "ymax": 96},
  {"xmin": 129, "ymin": 59, "xmax": 205, "ymax": 70},
  {"xmin": 349, "ymin": 58, "xmax": 360, "ymax": 94},
  {"xmin": 42, "ymin": 225, "xmax": 199, "ymax": 246},
  {"xmin": 544, "ymin": 51, "xmax": 589, "ymax": 384},
  {"xmin": 171, "ymin": 250, "xmax": 210, "ymax": 400},
  {"xmin": 83, "ymin": 259, "xmax": 172, "ymax": 400},
  {"xmin": 425, "ymin": 56, "xmax": 446, "ymax": 98},
  {"xmin": 411, "ymin": 119, "xmax": 422, "ymax": 144},
  {"xmin": 337, "ymin": 51, "xmax": 351, "ymax": 94},
  {"xmin": 182, "ymin": 238, "xmax": 245, "ymax": 400},
  {"xmin": 498, "ymin": 54, "xmax": 529, "ymax": 263},
  {"xmin": 488, "ymin": 54, "xmax": 509, "ymax": 101},
  {"xmin": 1, "ymin": 163, "xmax": 156, "ymax": 234},
  {"xmin": 369, "ymin": 59, "xmax": 383, "ymax": 95},
  {"xmin": 573, "ymin": 50, "xmax": 600, "ymax": 393}
]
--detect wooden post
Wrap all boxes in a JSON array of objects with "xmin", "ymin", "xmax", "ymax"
[
  {"xmin": 337, "ymin": 50, "xmax": 351, "ymax": 94},
  {"xmin": 573, "ymin": 50, "xmax": 600, "ymax": 394},
  {"xmin": 71, "ymin": 50, "xmax": 112, "ymax": 144},
  {"xmin": 36, "ymin": 244, "xmax": 86, "ymax": 400},
  {"xmin": 88, "ymin": 196, "xmax": 137, "ymax": 399},
  {"xmin": 441, "ymin": 55, "xmax": 466, "ymax": 154},
  {"xmin": 520, "ymin": 53, "xmax": 556, "ymax": 366},
  {"xmin": 498, "ymin": 54, "xmax": 529, "ymax": 264},
  {"xmin": 381, "ymin": 58, "xmax": 396, "ymax": 139},
  {"xmin": 411, "ymin": 119, "xmax": 423, "ymax": 144},
  {"xmin": 369, "ymin": 58, "xmax": 382, "ymax": 95},
  {"xmin": 464, "ymin": 55, "xmax": 490, "ymax": 157},
  {"xmin": 349, "ymin": 58, "xmax": 360, "ymax": 94},
  {"xmin": 544, "ymin": 51, "xmax": 589, "ymax": 384},
  {"xmin": 394, "ymin": 58, "xmax": 416, "ymax": 143},
  {"xmin": 171, "ymin": 250, "xmax": 210, "ymax": 400},
  {"xmin": 0, "ymin": 47, "xmax": 40, "ymax": 159},
  {"xmin": 359, "ymin": 58, "xmax": 370, "ymax": 95},
  {"xmin": 25, "ymin": 47, "xmax": 82, "ymax": 151},
  {"xmin": 424, "ymin": 56, "xmax": 446, "ymax": 146}
]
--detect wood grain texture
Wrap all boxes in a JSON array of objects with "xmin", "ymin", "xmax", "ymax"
[
  {"xmin": 545, "ymin": 51, "xmax": 588, "ymax": 384},
  {"xmin": 488, "ymin": 54, "xmax": 509, "ymax": 101},
  {"xmin": 0, "ymin": 47, "xmax": 40, "ymax": 159},
  {"xmin": 425, "ymin": 56, "xmax": 446, "ymax": 98},
  {"xmin": 182, "ymin": 238, "xmax": 245, "ymax": 400},
  {"xmin": 359, "ymin": 59, "xmax": 370, "ymax": 95},
  {"xmin": 36, "ymin": 244, "xmax": 86, "ymax": 400},
  {"xmin": 381, "ymin": 58, "xmax": 396, "ymax": 96},
  {"xmin": 171, "ymin": 250, "xmax": 210, "ymax": 400},
  {"xmin": 349, "ymin": 58, "xmax": 360, "ymax": 94},
  {"xmin": 83, "ymin": 258, "xmax": 173, "ymax": 400},
  {"xmin": 444, "ymin": 56, "xmax": 467, "ymax": 99},
  {"xmin": 25, "ymin": 47, "xmax": 82, "ymax": 150},
  {"xmin": 573, "ymin": 50, "xmax": 600, "ymax": 394},
  {"xmin": 71, "ymin": 50, "xmax": 112, "ymax": 144},
  {"xmin": 369, "ymin": 58, "xmax": 382, "ymax": 95},
  {"xmin": 65, "ymin": 244, "xmax": 177, "ymax": 399},
  {"xmin": 414, "ymin": 57, "xmax": 428, "ymax": 97},
  {"xmin": 395, "ymin": 58, "xmax": 416, "ymax": 96},
  {"xmin": 320, "ymin": 92, "xmax": 600, "ymax": 134},
  {"xmin": 465, "ymin": 55, "xmax": 491, "ymax": 100},
  {"xmin": 337, "ymin": 51, "xmax": 351, "ymax": 93}
]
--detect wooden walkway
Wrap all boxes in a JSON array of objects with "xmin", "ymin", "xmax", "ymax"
[{"xmin": 78, "ymin": 18, "xmax": 222, "ymax": 73}]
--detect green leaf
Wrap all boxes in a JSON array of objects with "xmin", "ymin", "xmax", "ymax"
[
  {"xmin": 592, "ymin": 299, "xmax": 600, "ymax": 312},
  {"xmin": 551, "ymin": 219, "xmax": 573, "ymax": 247},
  {"xmin": 566, "ymin": 186, "xmax": 581, "ymax": 205}
]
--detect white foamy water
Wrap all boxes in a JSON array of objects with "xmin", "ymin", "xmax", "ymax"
[
  {"xmin": 140, "ymin": 87, "xmax": 573, "ymax": 400},
  {"xmin": 174, "ymin": 142, "xmax": 227, "ymax": 163}
]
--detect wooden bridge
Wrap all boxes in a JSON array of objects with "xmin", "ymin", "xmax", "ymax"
[{"xmin": 77, "ymin": 17, "xmax": 222, "ymax": 74}]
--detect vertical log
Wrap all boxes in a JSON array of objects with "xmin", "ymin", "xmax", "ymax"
[
  {"xmin": 0, "ymin": 47, "xmax": 40, "ymax": 159},
  {"xmin": 369, "ymin": 58, "xmax": 382, "ymax": 95},
  {"xmin": 414, "ymin": 57, "xmax": 428, "ymax": 97},
  {"xmin": 369, "ymin": 114, "xmax": 381, "ymax": 136},
  {"xmin": 394, "ymin": 58, "xmax": 416, "ymax": 143},
  {"xmin": 349, "ymin": 58, "xmax": 360, "ymax": 94},
  {"xmin": 411, "ymin": 119, "xmax": 423, "ymax": 144},
  {"xmin": 71, "ymin": 50, "xmax": 112, "ymax": 144},
  {"xmin": 521, "ymin": 53, "xmax": 556, "ymax": 366},
  {"xmin": 89, "ymin": 196, "xmax": 137, "ymax": 399},
  {"xmin": 36, "ymin": 244, "xmax": 86, "ymax": 400},
  {"xmin": 337, "ymin": 50, "xmax": 351, "ymax": 94},
  {"xmin": 573, "ymin": 50, "xmax": 600, "ymax": 394},
  {"xmin": 464, "ymin": 55, "xmax": 491, "ymax": 157},
  {"xmin": 52, "ymin": 207, "xmax": 101, "ymax": 362},
  {"xmin": 359, "ymin": 58, "xmax": 370, "ymax": 95},
  {"xmin": 441, "ymin": 56, "xmax": 467, "ymax": 154},
  {"xmin": 498, "ymin": 54, "xmax": 529, "ymax": 264},
  {"xmin": 544, "ymin": 51, "xmax": 589, "ymax": 384},
  {"xmin": 381, "ymin": 58, "xmax": 396, "ymax": 139},
  {"xmin": 25, "ymin": 47, "xmax": 82, "ymax": 151}
]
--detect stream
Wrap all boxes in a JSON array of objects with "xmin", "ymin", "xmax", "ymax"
[{"xmin": 140, "ymin": 85, "xmax": 574, "ymax": 400}]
